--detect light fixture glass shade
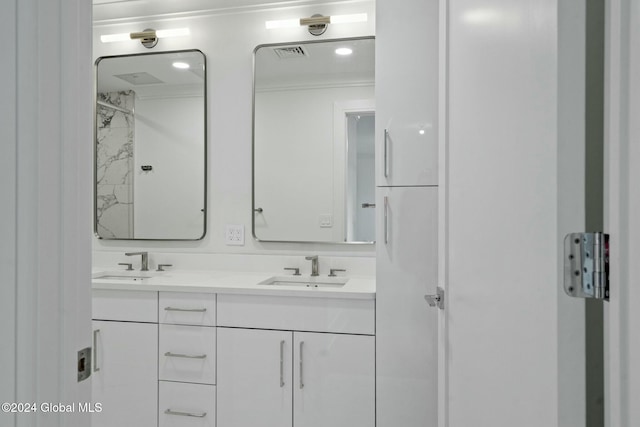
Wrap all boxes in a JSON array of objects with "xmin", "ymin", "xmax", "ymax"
[
  {"xmin": 329, "ymin": 13, "xmax": 368, "ymax": 24},
  {"xmin": 265, "ymin": 18, "xmax": 300, "ymax": 29},
  {"xmin": 100, "ymin": 33, "xmax": 130, "ymax": 43},
  {"xmin": 156, "ymin": 28, "xmax": 190, "ymax": 38},
  {"xmin": 100, "ymin": 28, "xmax": 190, "ymax": 43}
]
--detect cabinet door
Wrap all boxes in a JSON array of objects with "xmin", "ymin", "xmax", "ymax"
[
  {"xmin": 375, "ymin": 0, "xmax": 439, "ymax": 186},
  {"xmin": 92, "ymin": 320, "xmax": 158, "ymax": 427},
  {"xmin": 376, "ymin": 186, "xmax": 438, "ymax": 426},
  {"xmin": 293, "ymin": 332, "xmax": 375, "ymax": 427},
  {"xmin": 217, "ymin": 327, "xmax": 293, "ymax": 427}
]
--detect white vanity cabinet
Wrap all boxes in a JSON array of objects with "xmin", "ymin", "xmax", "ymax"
[
  {"xmin": 158, "ymin": 292, "xmax": 216, "ymax": 427},
  {"xmin": 216, "ymin": 294, "xmax": 375, "ymax": 427},
  {"xmin": 90, "ymin": 282, "xmax": 374, "ymax": 427},
  {"xmin": 217, "ymin": 328, "xmax": 374, "ymax": 427},
  {"xmin": 92, "ymin": 290, "xmax": 159, "ymax": 427}
]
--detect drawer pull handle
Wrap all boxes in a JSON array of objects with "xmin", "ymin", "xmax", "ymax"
[
  {"xmin": 164, "ymin": 409, "xmax": 207, "ymax": 418},
  {"xmin": 280, "ymin": 340, "xmax": 285, "ymax": 387},
  {"xmin": 299, "ymin": 341, "xmax": 304, "ymax": 389},
  {"xmin": 164, "ymin": 307, "xmax": 207, "ymax": 313},
  {"xmin": 164, "ymin": 351, "xmax": 207, "ymax": 359}
]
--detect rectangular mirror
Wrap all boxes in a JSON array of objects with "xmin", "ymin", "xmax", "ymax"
[
  {"xmin": 253, "ymin": 37, "xmax": 375, "ymax": 244},
  {"xmin": 95, "ymin": 50, "xmax": 207, "ymax": 240}
]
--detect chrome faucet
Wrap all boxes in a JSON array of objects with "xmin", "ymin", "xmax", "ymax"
[
  {"xmin": 305, "ymin": 255, "xmax": 319, "ymax": 277},
  {"xmin": 125, "ymin": 252, "xmax": 149, "ymax": 271}
]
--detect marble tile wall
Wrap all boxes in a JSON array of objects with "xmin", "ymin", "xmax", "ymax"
[{"xmin": 96, "ymin": 90, "xmax": 135, "ymax": 238}]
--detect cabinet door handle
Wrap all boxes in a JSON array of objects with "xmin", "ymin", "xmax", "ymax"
[
  {"xmin": 164, "ymin": 351, "xmax": 207, "ymax": 359},
  {"xmin": 299, "ymin": 341, "xmax": 305, "ymax": 389},
  {"xmin": 384, "ymin": 128, "xmax": 390, "ymax": 178},
  {"xmin": 384, "ymin": 196, "xmax": 390, "ymax": 244},
  {"xmin": 164, "ymin": 409, "xmax": 207, "ymax": 418},
  {"xmin": 93, "ymin": 329, "xmax": 100, "ymax": 372},
  {"xmin": 280, "ymin": 340, "xmax": 285, "ymax": 387},
  {"xmin": 164, "ymin": 306, "xmax": 207, "ymax": 313}
]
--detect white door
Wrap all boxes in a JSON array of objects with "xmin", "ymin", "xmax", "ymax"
[
  {"xmin": 442, "ymin": 0, "xmax": 638, "ymax": 426},
  {"xmin": 443, "ymin": 0, "xmax": 589, "ymax": 426},
  {"xmin": 216, "ymin": 328, "xmax": 293, "ymax": 427},
  {"xmin": 293, "ymin": 332, "xmax": 375, "ymax": 427}
]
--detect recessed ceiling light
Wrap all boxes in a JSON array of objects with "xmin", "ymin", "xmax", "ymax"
[
  {"xmin": 335, "ymin": 47, "xmax": 353, "ymax": 56},
  {"xmin": 172, "ymin": 62, "xmax": 190, "ymax": 69}
]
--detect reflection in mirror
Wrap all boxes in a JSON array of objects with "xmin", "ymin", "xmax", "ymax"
[
  {"xmin": 253, "ymin": 37, "xmax": 375, "ymax": 243},
  {"xmin": 95, "ymin": 50, "xmax": 206, "ymax": 240}
]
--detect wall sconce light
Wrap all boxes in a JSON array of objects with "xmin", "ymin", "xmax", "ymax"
[
  {"xmin": 100, "ymin": 28, "xmax": 190, "ymax": 48},
  {"xmin": 265, "ymin": 13, "xmax": 368, "ymax": 36}
]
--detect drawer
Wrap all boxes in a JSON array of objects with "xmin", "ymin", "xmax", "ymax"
[
  {"xmin": 92, "ymin": 290, "xmax": 158, "ymax": 323},
  {"xmin": 159, "ymin": 292, "xmax": 216, "ymax": 326},
  {"xmin": 159, "ymin": 324, "xmax": 216, "ymax": 384},
  {"xmin": 159, "ymin": 381, "xmax": 215, "ymax": 427},
  {"xmin": 217, "ymin": 294, "xmax": 375, "ymax": 335}
]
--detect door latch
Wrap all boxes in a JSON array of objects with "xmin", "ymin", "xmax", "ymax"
[
  {"xmin": 77, "ymin": 347, "xmax": 92, "ymax": 382},
  {"xmin": 564, "ymin": 232, "xmax": 609, "ymax": 301},
  {"xmin": 425, "ymin": 287, "xmax": 445, "ymax": 310}
]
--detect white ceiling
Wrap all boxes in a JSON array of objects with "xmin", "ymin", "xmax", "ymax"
[{"xmin": 97, "ymin": 50, "xmax": 205, "ymax": 98}]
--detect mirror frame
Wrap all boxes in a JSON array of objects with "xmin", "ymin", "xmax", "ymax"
[
  {"xmin": 251, "ymin": 37, "xmax": 375, "ymax": 245},
  {"xmin": 94, "ymin": 49, "xmax": 208, "ymax": 241}
]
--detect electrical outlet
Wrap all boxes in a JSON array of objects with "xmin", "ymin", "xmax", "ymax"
[
  {"xmin": 225, "ymin": 224, "xmax": 245, "ymax": 246},
  {"xmin": 319, "ymin": 214, "xmax": 333, "ymax": 228}
]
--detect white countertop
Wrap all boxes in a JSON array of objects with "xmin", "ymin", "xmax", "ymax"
[{"xmin": 91, "ymin": 269, "xmax": 375, "ymax": 300}]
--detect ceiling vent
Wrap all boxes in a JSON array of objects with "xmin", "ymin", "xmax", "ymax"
[{"xmin": 273, "ymin": 46, "xmax": 308, "ymax": 59}]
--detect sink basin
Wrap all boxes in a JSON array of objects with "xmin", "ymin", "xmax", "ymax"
[
  {"xmin": 94, "ymin": 274, "xmax": 153, "ymax": 281},
  {"xmin": 258, "ymin": 276, "xmax": 348, "ymax": 288}
]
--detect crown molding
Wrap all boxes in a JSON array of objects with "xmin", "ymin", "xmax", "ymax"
[{"xmin": 93, "ymin": 0, "xmax": 373, "ymax": 25}]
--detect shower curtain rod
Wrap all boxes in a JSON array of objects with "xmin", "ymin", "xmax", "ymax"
[{"xmin": 97, "ymin": 100, "xmax": 133, "ymax": 115}]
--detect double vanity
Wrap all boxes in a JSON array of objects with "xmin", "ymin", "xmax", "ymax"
[{"xmin": 91, "ymin": 257, "xmax": 375, "ymax": 427}]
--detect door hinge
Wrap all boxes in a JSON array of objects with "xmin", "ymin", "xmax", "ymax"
[
  {"xmin": 564, "ymin": 232, "xmax": 609, "ymax": 301},
  {"xmin": 425, "ymin": 287, "xmax": 445, "ymax": 310}
]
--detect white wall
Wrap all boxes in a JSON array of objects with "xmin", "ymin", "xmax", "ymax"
[
  {"xmin": 135, "ymin": 95, "xmax": 205, "ymax": 239},
  {"xmin": 93, "ymin": 0, "xmax": 376, "ymax": 263},
  {"xmin": 254, "ymin": 85, "xmax": 374, "ymax": 242}
]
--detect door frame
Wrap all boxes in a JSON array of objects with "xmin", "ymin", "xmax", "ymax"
[
  {"xmin": 604, "ymin": 0, "xmax": 640, "ymax": 425},
  {"xmin": 333, "ymin": 99, "xmax": 376, "ymax": 242}
]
